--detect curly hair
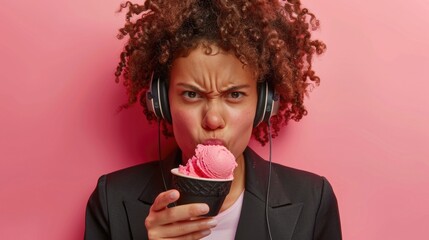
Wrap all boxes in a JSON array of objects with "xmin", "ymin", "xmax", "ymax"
[{"xmin": 115, "ymin": 0, "xmax": 326, "ymax": 145}]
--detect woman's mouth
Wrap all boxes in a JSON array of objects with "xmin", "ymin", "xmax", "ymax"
[{"xmin": 201, "ymin": 139, "xmax": 225, "ymax": 146}]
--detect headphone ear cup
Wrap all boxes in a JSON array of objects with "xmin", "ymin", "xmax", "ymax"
[
  {"xmin": 253, "ymin": 81, "xmax": 278, "ymax": 127},
  {"xmin": 253, "ymin": 82, "xmax": 267, "ymax": 127},
  {"xmin": 158, "ymin": 75, "xmax": 172, "ymax": 123},
  {"xmin": 146, "ymin": 71, "xmax": 172, "ymax": 123}
]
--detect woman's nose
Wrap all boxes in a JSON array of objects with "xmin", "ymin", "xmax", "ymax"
[{"xmin": 202, "ymin": 103, "xmax": 225, "ymax": 130}]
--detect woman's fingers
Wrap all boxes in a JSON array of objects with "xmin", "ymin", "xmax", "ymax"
[
  {"xmin": 161, "ymin": 217, "xmax": 218, "ymax": 237},
  {"xmin": 147, "ymin": 202, "xmax": 210, "ymax": 227},
  {"xmin": 151, "ymin": 190, "xmax": 180, "ymax": 212},
  {"xmin": 146, "ymin": 190, "xmax": 216, "ymax": 239}
]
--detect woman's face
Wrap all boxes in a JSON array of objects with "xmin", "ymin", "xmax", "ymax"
[{"xmin": 169, "ymin": 45, "xmax": 258, "ymax": 162}]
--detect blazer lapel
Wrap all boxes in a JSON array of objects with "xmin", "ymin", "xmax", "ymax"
[
  {"xmin": 235, "ymin": 148, "xmax": 303, "ymax": 240},
  {"xmin": 123, "ymin": 150, "xmax": 181, "ymax": 239},
  {"xmin": 123, "ymin": 200, "xmax": 150, "ymax": 240}
]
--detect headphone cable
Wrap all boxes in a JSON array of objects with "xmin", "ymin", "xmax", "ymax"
[
  {"xmin": 265, "ymin": 120, "xmax": 273, "ymax": 240},
  {"xmin": 158, "ymin": 119, "xmax": 168, "ymax": 191}
]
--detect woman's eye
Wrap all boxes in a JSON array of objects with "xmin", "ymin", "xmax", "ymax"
[
  {"xmin": 182, "ymin": 91, "xmax": 200, "ymax": 100},
  {"xmin": 229, "ymin": 92, "xmax": 244, "ymax": 99},
  {"xmin": 186, "ymin": 91, "xmax": 197, "ymax": 98}
]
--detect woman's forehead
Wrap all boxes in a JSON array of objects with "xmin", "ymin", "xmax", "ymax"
[
  {"xmin": 170, "ymin": 43, "xmax": 257, "ymax": 78},
  {"xmin": 169, "ymin": 45, "xmax": 256, "ymax": 87}
]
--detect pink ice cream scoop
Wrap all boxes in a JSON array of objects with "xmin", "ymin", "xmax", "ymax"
[{"xmin": 179, "ymin": 144, "xmax": 237, "ymax": 179}]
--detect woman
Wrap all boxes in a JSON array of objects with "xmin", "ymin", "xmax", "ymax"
[{"xmin": 85, "ymin": 0, "xmax": 341, "ymax": 239}]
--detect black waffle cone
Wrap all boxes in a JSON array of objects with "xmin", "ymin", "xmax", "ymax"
[{"xmin": 171, "ymin": 170, "xmax": 233, "ymax": 216}]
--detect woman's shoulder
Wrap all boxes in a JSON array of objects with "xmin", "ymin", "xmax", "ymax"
[
  {"xmin": 93, "ymin": 160, "xmax": 161, "ymax": 193},
  {"xmin": 245, "ymin": 147, "xmax": 334, "ymax": 198},
  {"xmin": 271, "ymin": 161, "xmax": 337, "ymax": 204},
  {"xmin": 246, "ymin": 147, "xmax": 327, "ymax": 183},
  {"xmin": 106, "ymin": 160, "xmax": 160, "ymax": 179},
  {"xmin": 272, "ymin": 161, "xmax": 325, "ymax": 184}
]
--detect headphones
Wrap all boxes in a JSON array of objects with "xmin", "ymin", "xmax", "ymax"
[{"xmin": 146, "ymin": 71, "xmax": 279, "ymax": 127}]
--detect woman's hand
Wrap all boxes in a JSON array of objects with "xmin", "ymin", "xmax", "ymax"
[{"xmin": 145, "ymin": 189, "xmax": 218, "ymax": 240}]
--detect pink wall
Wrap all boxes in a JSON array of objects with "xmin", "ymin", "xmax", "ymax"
[{"xmin": 1, "ymin": 1, "xmax": 428, "ymax": 239}]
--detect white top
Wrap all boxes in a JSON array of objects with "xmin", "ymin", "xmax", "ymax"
[{"xmin": 203, "ymin": 191, "xmax": 245, "ymax": 240}]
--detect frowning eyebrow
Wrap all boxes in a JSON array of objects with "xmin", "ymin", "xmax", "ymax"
[{"xmin": 176, "ymin": 83, "xmax": 251, "ymax": 93}]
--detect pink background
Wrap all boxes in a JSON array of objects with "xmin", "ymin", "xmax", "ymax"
[{"xmin": 1, "ymin": 1, "xmax": 428, "ymax": 239}]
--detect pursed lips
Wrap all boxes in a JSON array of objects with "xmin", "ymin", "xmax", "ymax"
[{"xmin": 201, "ymin": 139, "xmax": 225, "ymax": 146}]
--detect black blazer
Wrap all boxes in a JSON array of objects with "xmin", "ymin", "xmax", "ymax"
[{"xmin": 85, "ymin": 148, "xmax": 341, "ymax": 239}]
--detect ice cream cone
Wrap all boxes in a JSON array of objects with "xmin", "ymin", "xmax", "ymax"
[{"xmin": 171, "ymin": 168, "xmax": 233, "ymax": 216}]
